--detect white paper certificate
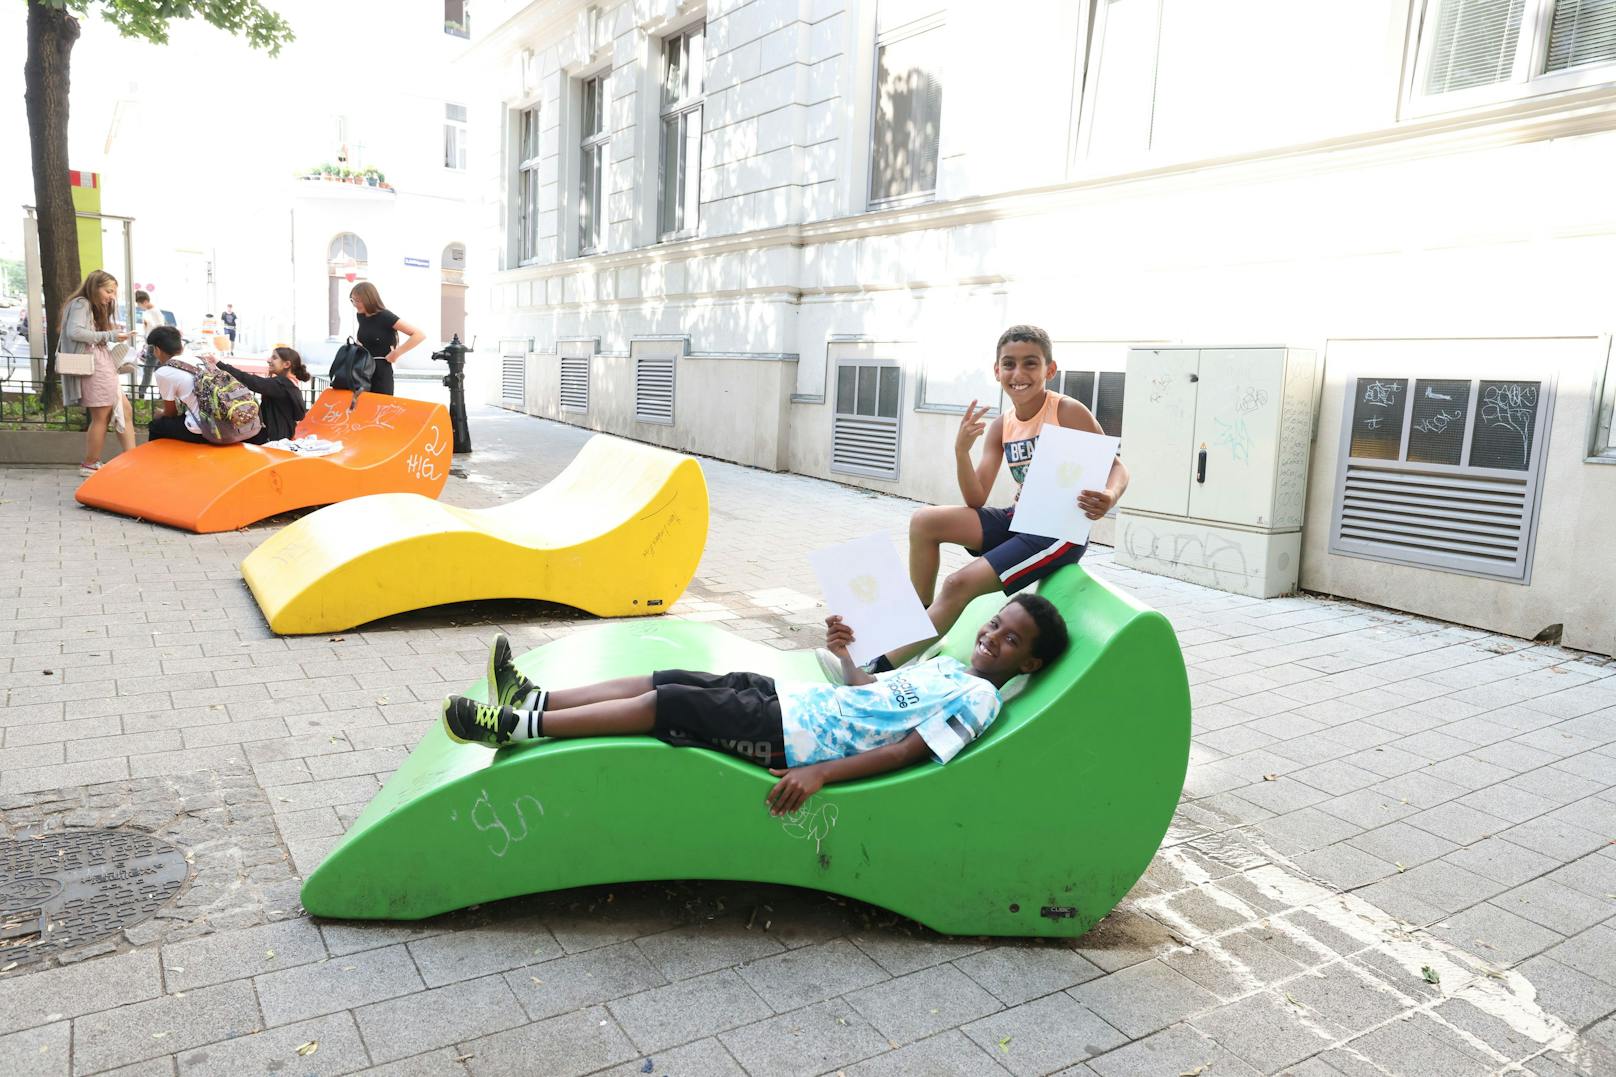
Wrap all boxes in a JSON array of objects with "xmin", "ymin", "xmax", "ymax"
[
  {"xmin": 808, "ymin": 534, "xmax": 938, "ymax": 667},
  {"xmin": 1009, "ymin": 426, "xmax": 1122, "ymax": 546}
]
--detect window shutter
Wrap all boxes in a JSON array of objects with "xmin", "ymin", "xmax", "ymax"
[
  {"xmin": 1544, "ymin": 0, "xmax": 1616, "ymax": 73},
  {"xmin": 559, "ymin": 355, "xmax": 590, "ymax": 412},
  {"xmin": 635, "ymin": 354, "xmax": 676, "ymax": 424},
  {"xmin": 831, "ymin": 362, "xmax": 902, "ymax": 479},
  {"xmin": 1424, "ymin": 0, "xmax": 1527, "ymax": 94}
]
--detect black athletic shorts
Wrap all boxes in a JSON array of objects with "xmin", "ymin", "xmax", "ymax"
[{"xmin": 651, "ymin": 669, "xmax": 787, "ymax": 768}]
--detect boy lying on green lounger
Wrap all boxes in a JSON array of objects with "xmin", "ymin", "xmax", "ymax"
[{"xmin": 441, "ymin": 594, "xmax": 1069, "ymax": 815}]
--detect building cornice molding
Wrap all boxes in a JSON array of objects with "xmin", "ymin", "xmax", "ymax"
[{"xmin": 492, "ymin": 85, "xmax": 1616, "ymax": 296}]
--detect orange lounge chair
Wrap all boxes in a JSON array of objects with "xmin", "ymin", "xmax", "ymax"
[{"xmin": 75, "ymin": 390, "xmax": 452, "ymax": 533}]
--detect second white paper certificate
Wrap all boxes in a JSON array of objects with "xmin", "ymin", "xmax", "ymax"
[
  {"xmin": 1009, "ymin": 425, "xmax": 1121, "ymax": 546},
  {"xmin": 808, "ymin": 534, "xmax": 937, "ymax": 668}
]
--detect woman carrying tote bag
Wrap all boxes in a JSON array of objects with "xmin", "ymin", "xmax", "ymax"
[
  {"xmin": 348, "ymin": 282, "xmax": 425, "ymax": 396},
  {"xmin": 59, "ymin": 270, "xmax": 135, "ymax": 478}
]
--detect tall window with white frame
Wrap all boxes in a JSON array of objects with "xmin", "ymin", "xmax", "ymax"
[
  {"xmin": 870, "ymin": 3, "xmax": 945, "ymax": 208},
  {"xmin": 659, "ymin": 23, "xmax": 705, "ymax": 239},
  {"xmin": 515, "ymin": 106, "xmax": 541, "ymax": 264},
  {"xmin": 578, "ymin": 73, "xmax": 610, "ymax": 255},
  {"xmin": 444, "ymin": 103, "xmax": 468, "ymax": 170},
  {"xmin": 1414, "ymin": 0, "xmax": 1616, "ymax": 109}
]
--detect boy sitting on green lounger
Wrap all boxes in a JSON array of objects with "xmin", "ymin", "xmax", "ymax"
[{"xmin": 442, "ymin": 594, "xmax": 1070, "ymax": 816}]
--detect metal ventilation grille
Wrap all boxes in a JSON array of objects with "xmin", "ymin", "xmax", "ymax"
[
  {"xmin": 559, "ymin": 356, "xmax": 589, "ymax": 413},
  {"xmin": 635, "ymin": 355, "xmax": 675, "ymax": 424},
  {"xmin": 1335, "ymin": 464, "xmax": 1531, "ymax": 576},
  {"xmin": 832, "ymin": 415, "xmax": 900, "ymax": 478},
  {"xmin": 500, "ymin": 355, "xmax": 526, "ymax": 405}
]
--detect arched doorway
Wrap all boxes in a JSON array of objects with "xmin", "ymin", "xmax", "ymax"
[
  {"xmin": 441, "ymin": 242, "xmax": 466, "ymax": 342},
  {"xmin": 328, "ymin": 232, "xmax": 369, "ymax": 337}
]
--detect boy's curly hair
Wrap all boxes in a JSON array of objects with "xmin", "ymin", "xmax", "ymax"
[
  {"xmin": 995, "ymin": 324, "xmax": 1053, "ymax": 364},
  {"xmin": 1008, "ymin": 593, "xmax": 1069, "ymax": 664}
]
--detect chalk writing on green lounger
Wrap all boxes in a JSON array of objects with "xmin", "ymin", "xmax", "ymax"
[
  {"xmin": 780, "ymin": 798, "xmax": 839, "ymax": 854},
  {"xmin": 471, "ymin": 788, "xmax": 545, "ymax": 858}
]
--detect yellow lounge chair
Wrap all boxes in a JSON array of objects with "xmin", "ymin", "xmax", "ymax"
[{"xmin": 242, "ymin": 435, "xmax": 709, "ymax": 634}]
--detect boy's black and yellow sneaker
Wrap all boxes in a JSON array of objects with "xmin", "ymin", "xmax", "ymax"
[
  {"xmin": 442, "ymin": 694, "xmax": 520, "ymax": 747},
  {"xmin": 487, "ymin": 632, "xmax": 542, "ymax": 708}
]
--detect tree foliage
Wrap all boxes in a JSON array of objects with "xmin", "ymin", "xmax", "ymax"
[
  {"xmin": 44, "ymin": 0, "xmax": 295, "ymax": 55},
  {"xmin": 25, "ymin": 0, "xmax": 293, "ymax": 410}
]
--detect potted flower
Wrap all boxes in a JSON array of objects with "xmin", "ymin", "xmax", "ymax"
[{"xmin": 363, "ymin": 167, "xmax": 382, "ymax": 188}]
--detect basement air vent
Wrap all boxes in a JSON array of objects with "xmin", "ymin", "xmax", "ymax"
[
  {"xmin": 635, "ymin": 354, "xmax": 675, "ymax": 424},
  {"xmin": 831, "ymin": 360, "xmax": 902, "ymax": 480},
  {"xmin": 559, "ymin": 355, "xmax": 590, "ymax": 413},
  {"xmin": 1329, "ymin": 375, "xmax": 1553, "ymax": 582},
  {"xmin": 499, "ymin": 342, "xmax": 528, "ymax": 406}
]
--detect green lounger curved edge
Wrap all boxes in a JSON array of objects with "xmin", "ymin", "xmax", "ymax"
[{"xmin": 299, "ymin": 565, "xmax": 1190, "ymax": 938}]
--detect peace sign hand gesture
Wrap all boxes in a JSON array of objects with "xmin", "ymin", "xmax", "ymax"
[{"xmin": 955, "ymin": 400, "xmax": 990, "ymax": 455}]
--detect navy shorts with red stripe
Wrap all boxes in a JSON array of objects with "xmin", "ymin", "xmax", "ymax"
[{"xmin": 969, "ymin": 506, "xmax": 1086, "ymax": 594}]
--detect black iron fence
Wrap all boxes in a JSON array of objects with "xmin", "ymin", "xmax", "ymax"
[{"xmin": 1, "ymin": 361, "xmax": 326, "ymax": 432}]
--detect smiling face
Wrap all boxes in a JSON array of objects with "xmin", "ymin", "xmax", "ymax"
[
  {"xmin": 968, "ymin": 601, "xmax": 1046, "ymax": 683},
  {"xmin": 266, "ymin": 352, "xmax": 289, "ymax": 376},
  {"xmin": 97, "ymin": 280, "xmax": 119, "ymax": 307},
  {"xmin": 994, "ymin": 339, "xmax": 1054, "ymax": 411}
]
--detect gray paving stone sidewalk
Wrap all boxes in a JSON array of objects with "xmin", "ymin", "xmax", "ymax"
[{"xmin": 1, "ymin": 391, "xmax": 1613, "ymax": 1076}]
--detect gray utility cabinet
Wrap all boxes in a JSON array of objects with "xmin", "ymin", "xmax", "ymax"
[{"xmin": 1114, "ymin": 346, "xmax": 1318, "ymax": 598}]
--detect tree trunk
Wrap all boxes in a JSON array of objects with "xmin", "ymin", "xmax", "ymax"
[{"xmin": 25, "ymin": 2, "xmax": 81, "ymax": 413}]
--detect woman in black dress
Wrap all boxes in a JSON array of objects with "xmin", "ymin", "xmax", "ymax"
[
  {"xmin": 348, "ymin": 281, "xmax": 425, "ymax": 396},
  {"xmin": 210, "ymin": 347, "xmax": 310, "ymax": 443}
]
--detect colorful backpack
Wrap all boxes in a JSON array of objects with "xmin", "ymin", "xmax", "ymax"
[{"xmin": 163, "ymin": 358, "xmax": 262, "ymax": 444}]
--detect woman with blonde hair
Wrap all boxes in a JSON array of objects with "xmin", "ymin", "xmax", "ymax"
[
  {"xmin": 348, "ymin": 281, "xmax": 424, "ymax": 396},
  {"xmin": 59, "ymin": 269, "xmax": 134, "ymax": 477}
]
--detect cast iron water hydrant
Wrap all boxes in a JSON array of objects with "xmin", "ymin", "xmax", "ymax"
[{"xmin": 433, "ymin": 334, "xmax": 473, "ymax": 453}]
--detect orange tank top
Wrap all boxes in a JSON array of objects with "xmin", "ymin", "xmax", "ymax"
[{"xmin": 1001, "ymin": 391, "xmax": 1066, "ymax": 491}]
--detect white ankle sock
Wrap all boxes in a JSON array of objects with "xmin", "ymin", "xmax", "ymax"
[{"xmin": 512, "ymin": 691, "xmax": 547, "ymax": 740}]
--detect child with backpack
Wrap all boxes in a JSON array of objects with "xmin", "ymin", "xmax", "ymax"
[
  {"xmin": 147, "ymin": 326, "xmax": 263, "ymax": 445},
  {"xmin": 210, "ymin": 348, "xmax": 309, "ymax": 443}
]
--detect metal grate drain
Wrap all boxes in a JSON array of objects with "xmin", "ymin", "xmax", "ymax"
[{"xmin": 0, "ymin": 830, "xmax": 189, "ymax": 965}]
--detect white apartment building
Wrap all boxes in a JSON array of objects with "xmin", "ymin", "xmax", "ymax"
[
  {"xmin": 467, "ymin": 0, "xmax": 1616, "ymax": 657},
  {"xmin": 97, "ymin": 0, "xmax": 475, "ymax": 367}
]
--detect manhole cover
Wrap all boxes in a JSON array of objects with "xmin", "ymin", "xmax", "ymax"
[{"xmin": 0, "ymin": 830, "xmax": 189, "ymax": 965}]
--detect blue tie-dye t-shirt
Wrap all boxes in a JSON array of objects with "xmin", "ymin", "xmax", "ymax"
[{"xmin": 776, "ymin": 656, "xmax": 1002, "ymax": 767}]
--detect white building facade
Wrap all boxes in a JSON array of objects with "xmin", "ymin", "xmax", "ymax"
[
  {"xmin": 468, "ymin": 0, "xmax": 1616, "ymax": 657},
  {"xmin": 98, "ymin": 0, "xmax": 476, "ymax": 368}
]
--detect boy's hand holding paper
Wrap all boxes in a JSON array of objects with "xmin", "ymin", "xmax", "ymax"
[
  {"xmin": 808, "ymin": 535, "xmax": 937, "ymax": 667},
  {"xmin": 1010, "ymin": 426, "xmax": 1122, "ymax": 546}
]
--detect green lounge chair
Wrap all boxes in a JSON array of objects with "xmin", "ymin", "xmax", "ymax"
[{"xmin": 300, "ymin": 565, "xmax": 1190, "ymax": 938}]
